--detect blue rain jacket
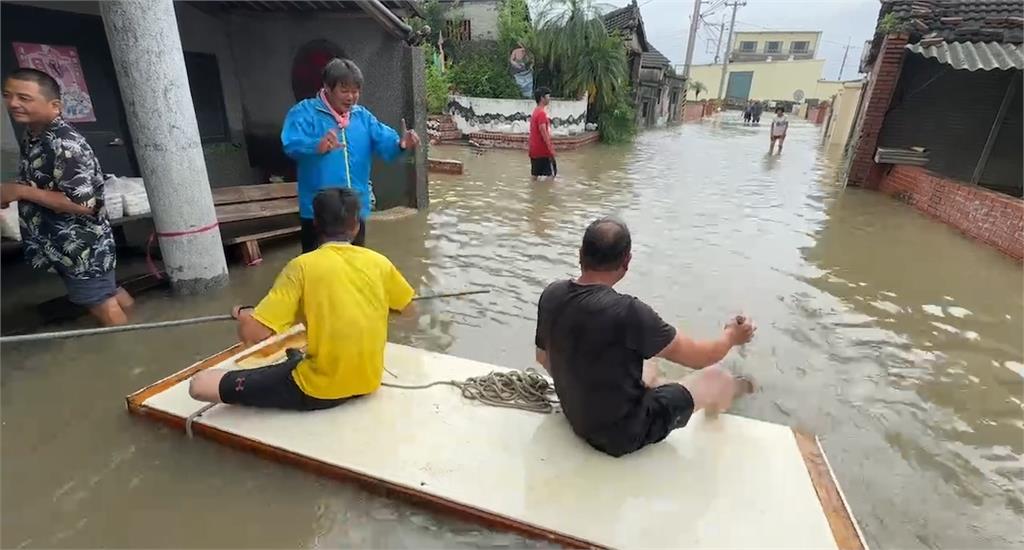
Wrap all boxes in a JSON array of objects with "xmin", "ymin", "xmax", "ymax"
[{"xmin": 281, "ymin": 97, "xmax": 403, "ymax": 220}]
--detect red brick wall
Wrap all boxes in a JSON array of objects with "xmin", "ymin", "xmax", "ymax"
[
  {"xmin": 848, "ymin": 34, "xmax": 909, "ymax": 187},
  {"xmin": 465, "ymin": 131, "xmax": 600, "ymax": 150},
  {"xmin": 879, "ymin": 165, "xmax": 1024, "ymax": 260},
  {"xmin": 682, "ymin": 102, "xmax": 705, "ymax": 122}
]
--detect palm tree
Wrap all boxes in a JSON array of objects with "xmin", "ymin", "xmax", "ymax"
[
  {"xmin": 532, "ymin": 0, "xmax": 627, "ymax": 110},
  {"xmin": 689, "ymin": 80, "xmax": 708, "ymax": 99}
]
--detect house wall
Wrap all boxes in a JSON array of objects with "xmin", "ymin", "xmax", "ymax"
[
  {"xmin": 878, "ymin": 53, "xmax": 1021, "ymax": 195},
  {"xmin": 814, "ymin": 79, "xmax": 847, "ymax": 100},
  {"xmin": 824, "ymin": 81, "xmax": 863, "ymax": 149},
  {"xmin": 174, "ymin": 3, "xmax": 256, "ymax": 187},
  {"xmin": 447, "ymin": 94, "xmax": 587, "ymax": 135},
  {"xmin": 878, "ymin": 165, "xmax": 1023, "ymax": 261},
  {"xmin": 224, "ymin": 11, "xmax": 425, "ymax": 211},
  {"xmin": 688, "ymin": 58, "xmax": 827, "ymax": 102},
  {"xmin": 458, "ymin": 0, "xmax": 500, "ymax": 40}
]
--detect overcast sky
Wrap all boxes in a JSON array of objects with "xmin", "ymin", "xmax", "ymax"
[{"xmin": 588, "ymin": 0, "xmax": 882, "ymax": 81}]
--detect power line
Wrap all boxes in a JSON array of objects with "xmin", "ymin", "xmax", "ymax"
[{"xmin": 730, "ymin": 19, "xmax": 864, "ymax": 48}]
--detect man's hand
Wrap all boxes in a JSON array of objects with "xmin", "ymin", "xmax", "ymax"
[
  {"xmin": 724, "ymin": 315, "xmax": 756, "ymax": 346},
  {"xmin": 1, "ymin": 183, "xmax": 26, "ymax": 208},
  {"xmin": 317, "ymin": 129, "xmax": 342, "ymax": 155},
  {"xmin": 399, "ymin": 118, "xmax": 420, "ymax": 151}
]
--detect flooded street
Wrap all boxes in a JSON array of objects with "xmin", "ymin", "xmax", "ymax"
[{"xmin": 3, "ymin": 116, "xmax": 1022, "ymax": 548}]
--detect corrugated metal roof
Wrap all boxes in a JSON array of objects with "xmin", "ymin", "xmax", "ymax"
[{"xmin": 906, "ymin": 41, "xmax": 1024, "ymax": 70}]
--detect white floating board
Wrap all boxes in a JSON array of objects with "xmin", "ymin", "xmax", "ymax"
[{"xmin": 128, "ymin": 328, "xmax": 864, "ymax": 549}]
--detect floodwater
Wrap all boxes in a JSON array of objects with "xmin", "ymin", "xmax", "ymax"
[{"xmin": 2, "ymin": 115, "xmax": 1022, "ymax": 549}]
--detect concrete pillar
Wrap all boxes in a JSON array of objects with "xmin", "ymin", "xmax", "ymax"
[{"xmin": 100, "ymin": 0, "xmax": 228, "ymax": 294}]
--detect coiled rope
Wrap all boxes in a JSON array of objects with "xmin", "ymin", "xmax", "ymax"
[
  {"xmin": 185, "ymin": 367, "xmax": 558, "ymax": 438},
  {"xmin": 382, "ymin": 368, "xmax": 558, "ymax": 414}
]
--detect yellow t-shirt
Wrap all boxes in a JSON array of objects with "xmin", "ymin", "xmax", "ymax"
[{"xmin": 252, "ymin": 242, "xmax": 415, "ymax": 399}]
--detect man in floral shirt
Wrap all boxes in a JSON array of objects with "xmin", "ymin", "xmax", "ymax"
[{"xmin": 2, "ymin": 68, "xmax": 132, "ymax": 326}]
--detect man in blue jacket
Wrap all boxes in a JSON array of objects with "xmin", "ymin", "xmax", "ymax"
[{"xmin": 282, "ymin": 58, "xmax": 420, "ymax": 251}]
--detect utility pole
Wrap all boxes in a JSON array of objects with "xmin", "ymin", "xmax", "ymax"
[
  {"xmin": 713, "ymin": 14, "xmax": 726, "ymax": 64},
  {"xmin": 682, "ymin": 0, "xmax": 703, "ymax": 87},
  {"xmin": 716, "ymin": 0, "xmax": 745, "ymax": 100},
  {"xmin": 838, "ymin": 37, "xmax": 852, "ymax": 79}
]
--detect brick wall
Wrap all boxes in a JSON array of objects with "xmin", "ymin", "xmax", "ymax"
[
  {"xmin": 682, "ymin": 102, "xmax": 705, "ymax": 122},
  {"xmin": 879, "ymin": 165, "xmax": 1024, "ymax": 260},
  {"xmin": 848, "ymin": 34, "xmax": 909, "ymax": 187},
  {"xmin": 427, "ymin": 158, "xmax": 464, "ymax": 175},
  {"xmin": 465, "ymin": 131, "xmax": 600, "ymax": 150}
]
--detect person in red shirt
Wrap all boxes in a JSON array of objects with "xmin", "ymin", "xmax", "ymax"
[{"xmin": 528, "ymin": 87, "xmax": 556, "ymax": 181}]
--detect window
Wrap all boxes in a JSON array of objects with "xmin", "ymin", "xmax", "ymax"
[
  {"xmin": 790, "ymin": 41, "xmax": 810, "ymax": 53},
  {"xmin": 183, "ymin": 52, "xmax": 229, "ymax": 143},
  {"xmin": 765, "ymin": 41, "xmax": 782, "ymax": 54},
  {"xmin": 739, "ymin": 41, "xmax": 757, "ymax": 52},
  {"xmin": 445, "ymin": 19, "xmax": 471, "ymax": 41}
]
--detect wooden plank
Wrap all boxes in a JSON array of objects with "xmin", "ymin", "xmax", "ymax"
[
  {"xmin": 215, "ymin": 198, "xmax": 298, "ymax": 224},
  {"xmin": 125, "ymin": 334, "xmax": 598, "ymax": 549},
  {"xmin": 222, "ymin": 225, "xmax": 301, "ymax": 245},
  {"xmin": 793, "ymin": 430, "xmax": 866, "ymax": 550},
  {"xmin": 211, "ymin": 183, "xmax": 297, "ymax": 206}
]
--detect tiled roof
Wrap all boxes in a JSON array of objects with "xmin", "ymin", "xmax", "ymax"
[
  {"xmin": 602, "ymin": 1, "xmax": 649, "ymax": 52},
  {"xmin": 603, "ymin": 4, "xmax": 636, "ymax": 33},
  {"xmin": 866, "ymin": 0, "xmax": 1024, "ymax": 64},
  {"xmin": 641, "ymin": 45, "xmax": 671, "ymax": 68}
]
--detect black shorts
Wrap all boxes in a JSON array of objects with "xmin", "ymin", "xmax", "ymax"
[
  {"xmin": 584, "ymin": 383, "xmax": 695, "ymax": 457},
  {"xmin": 300, "ymin": 218, "xmax": 366, "ymax": 253},
  {"xmin": 218, "ymin": 349, "xmax": 352, "ymax": 410},
  {"xmin": 531, "ymin": 157, "xmax": 557, "ymax": 177}
]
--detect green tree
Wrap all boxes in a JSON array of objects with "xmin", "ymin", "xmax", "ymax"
[
  {"xmin": 426, "ymin": 55, "xmax": 451, "ymax": 114},
  {"xmin": 497, "ymin": 0, "xmax": 533, "ymax": 54},
  {"xmin": 688, "ymin": 80, "xmax": 707, "ymax": 99},
  {"xmin": 531, "ymin": 0, "xmax": 627, "ymax": 111}
]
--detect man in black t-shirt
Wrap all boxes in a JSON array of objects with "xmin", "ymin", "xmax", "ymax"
[{"xmin": 535, "ymin": 218, "xmax": 756, "ymax": 457}]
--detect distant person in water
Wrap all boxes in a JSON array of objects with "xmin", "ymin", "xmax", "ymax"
[
  {"xmin": 528, "ymin": 87, "xmax": 556, "ymax": 181},
  {"xmin": 769, "ymin": 106, "xmax": 789, "ymax": 154},
  {"xmin": 281, "ymin": 58, "xmax": 420, "ymax": 252},
  {"xmin": 751, "ymin": 100, "xmax": 764, "ymax": 125},
  {"xmin": 189, "ymin": 189, "xmax": 415, "ymax": 411},
  {"xmin": 742, "ymin": 101, "xmax": 753, "ymax": 124},
  {"xmin": 534, "ymin": 218, "xmax": 756, "ymax": 457}
]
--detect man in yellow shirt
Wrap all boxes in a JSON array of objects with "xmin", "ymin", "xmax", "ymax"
[{"xmin": 189, "ymin": 188, "xmax": 415, "ymax": 410}]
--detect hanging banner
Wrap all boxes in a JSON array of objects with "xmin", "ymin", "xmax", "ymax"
[{"xmin": 13, "ymin": 42, "xmax": 96, "ymax": 123}]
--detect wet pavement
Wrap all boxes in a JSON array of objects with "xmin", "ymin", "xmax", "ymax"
[{"xmin": 2, "ymin": 115, "xmax": 1022, "ymax": 548}]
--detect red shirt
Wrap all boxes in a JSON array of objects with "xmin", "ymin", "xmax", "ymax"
[{"xmin": 528, "ymin": 107, "xmax": 553, "ymax": 158}]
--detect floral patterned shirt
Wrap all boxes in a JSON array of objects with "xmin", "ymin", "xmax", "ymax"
[{"xmin": 17, "ymin": 117, "xmax": 115, "ymax": 277}]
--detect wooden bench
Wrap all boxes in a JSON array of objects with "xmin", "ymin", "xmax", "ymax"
[{"xmin": 212, "ymin": 182, "xmax": 300, "ymax": 266}]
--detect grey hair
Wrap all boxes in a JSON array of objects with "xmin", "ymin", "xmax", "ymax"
[{"xmin": 322, "ymin": 58, "xmax": 364, "ymax": 90}]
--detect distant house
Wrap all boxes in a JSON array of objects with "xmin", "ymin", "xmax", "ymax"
[
  {"xmin": 437, "ymin": 0, "xmax": 500, "ymax": 41},
  {"xmin": 638, "ymin": 46, "xmax": 685, "ymax": 126},
  {"xmin": 602, "ymin": 0, "xmax": 649, "ymax": 111},
  {"xmin": 602, "ymin": 0, "xmax": 681, "ymax": 127},
  {"xmin": 688, "ymin": 29, "xmax": 832, "ymax": 105},
  {"xmin": 847, "ymin": 0, "xmax": 1023, "ymax": 260}
]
